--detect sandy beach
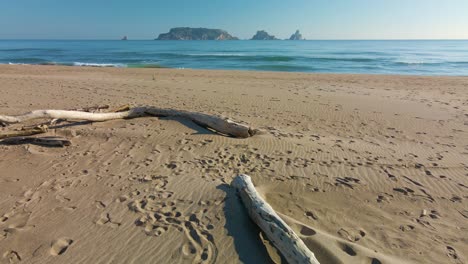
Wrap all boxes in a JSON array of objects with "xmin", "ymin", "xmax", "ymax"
[{"xmin": 0, "ymin": 65, "xmax": 467, "ymax": 264}]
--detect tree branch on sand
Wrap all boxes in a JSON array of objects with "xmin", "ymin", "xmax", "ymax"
[
  {"xmin": 232, "ymin": 174, "xmax": 320, "ymax": 264},
  {"xmin": 0, "ymin": 136, "xmax": 71, "ymax": 147},
  {"xmin": 0, "ymin": 106, "xmax": 257, "ymax": 138},
  {"xmin": 0, "ymin": 125, "xmax": 49, "ymax": 140}
]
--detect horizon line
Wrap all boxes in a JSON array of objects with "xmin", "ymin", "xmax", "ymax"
[{"xmin": 1, "ymin": 38, "xmax": 468, "ymax": 41}]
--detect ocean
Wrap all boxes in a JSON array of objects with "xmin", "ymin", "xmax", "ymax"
[{"xmin": 0, "ymin": 40, "xmax": 467, "ymax": 76}]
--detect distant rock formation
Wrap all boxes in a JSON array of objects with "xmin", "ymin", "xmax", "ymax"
[
  {"xmin": 289, "ymin": 30, "xmax": 304, "ymax": 40},
  {"xmin": 121, "ymin": 36, "xmax": 128, "ymax": 41},
  {"xmin": 156, "ymin": 27, "xmax": 238, "ymax": 40},
  {"xmin": 251, "ymin": 30, "xmax": 278, "ymax": 40}
]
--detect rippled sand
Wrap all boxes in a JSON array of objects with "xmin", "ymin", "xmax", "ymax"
[{"xmin": 0, "ymin": 65, "xmax": 467, "ymax": 264}]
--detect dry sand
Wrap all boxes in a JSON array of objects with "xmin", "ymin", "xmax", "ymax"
[{"xmin": 0, "ymin": 65, "xmax": 467, "ymax": 264}]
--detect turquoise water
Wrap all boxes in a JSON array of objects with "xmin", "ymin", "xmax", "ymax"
[{"xmin": 0, "ymin": 40, "xmax": 467, "ymax": 75}]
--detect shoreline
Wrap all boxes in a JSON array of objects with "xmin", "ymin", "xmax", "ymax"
[
  {"xmin": 2, "ymin": 64, "xmax": 468, "ymax": 78},
  {"xmin": 1, "ymin": 65, "xmax": 467, "ymax": 264}
]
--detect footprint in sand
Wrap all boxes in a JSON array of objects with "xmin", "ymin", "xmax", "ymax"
[
  {"xmin": 127, "ymin": 176, "xmax": 219, "ymax": 263},
  {"xmin": 399, "ymin": 224, "xmax": 415, "ymax": 232},
  {"xmin": 3, "ymin": 212, "xmax": 34, "ymax": 234},
  {"xmin": 450, "ymin": 195, "xmax": 462, "ymax": 203},
  {"xmin": 393, "ymin": 187, "xmax": 414, "ymax": 195},
  {"xmin": 2, "ymin": 251, "xmax": 22, "ymax": 263},
  {"xmin": 96, "ymin": 213, "xmax": 121, "ymax": 228},
  {"xmin": 376, "ymin": 193, "xmax": 393, "ymax": 203},
  {"xmin": 337, "ymin": 228, "xmax": 366, "ymax": 242},
  {"xmin": 305, "ymin": 211, "xmax": 319, "ymax": 220},
  {"xmin": 446, "ymin": 246, "xmax": 464, "ymax": 264},
  {"xmin": 334, "ymin": 177, "xmax": 362, "ymax": 189},
  {"xmin": 428, "ymin": 210, "xmax": 441, "ymax": 219},
  {"xmin": 50, "ymin": 238, "xmax": 73, "ymax": 256}
]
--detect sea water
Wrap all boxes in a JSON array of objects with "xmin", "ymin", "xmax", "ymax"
[{"xmin": 1, "ymin": 40, "xmax": 467, "ymax": 76}]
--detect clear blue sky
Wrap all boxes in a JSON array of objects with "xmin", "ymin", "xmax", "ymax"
[{"xmin": 1, "ymin": 0, "xmax": 467, "ymax": 40}]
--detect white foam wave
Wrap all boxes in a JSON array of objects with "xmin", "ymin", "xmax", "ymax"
[
  {"xmin": 73, "ymin": 62, "xmax": 126, "ymax": 67},
  {"xmin": 396, "ymin": 60, "xmax": 424, "ymax": 65},
  {"xmin": 187, "ymin": 53, "xmax": 246, "ymax": 57}
]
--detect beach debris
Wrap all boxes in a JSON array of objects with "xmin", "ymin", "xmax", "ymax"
[
  {"xmin": 144, "ymin": 107, "xmax": 256, "ymax": 138},
  {"xmin": 0, "ymin": 136, "xmax": 71, "ymax": 147},
  {"xmin": 0, "ymin": 106, "xmax": 257, "ymax": 138},
  {"xmin": 420, "ymin": 209, "xmax": 428, "ymax": 217},
  {"xmin": 232, "ymin": 174, "xmax": 320, "ymax": 264},
  {"xmin": 0, "ymin": 125, "xmax": 48, "ymax": 140},
  {"xmin": 0, "ymin": 109, "xmax": 142, "ymax": 124}
]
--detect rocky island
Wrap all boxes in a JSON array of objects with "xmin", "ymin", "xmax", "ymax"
[
  {"xmin": 250, "ymin": 30, "xmax": 278, "ymax": 40},
  {"xmin": 289, "ymin": 30, "xmax": 304, "ymax": 40},
  {"xmin": 156, "ymin": 27, "xmax": 238, "ymax": 40}
]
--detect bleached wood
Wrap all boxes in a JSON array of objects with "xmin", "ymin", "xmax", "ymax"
[
  {"xmin": 0, "ymin": 106, "xmax": 256, "ymax": 138},
  {"xmin": 232, "ymin": 174, "xmax": 320, "ymax": 264},
  {"xmin": 0, "ymin": 108, "xmax": 146, "ymax": 124},
  {"xmin": 143, "ymin": 107, "xmax": 255, "ymax": 138}
]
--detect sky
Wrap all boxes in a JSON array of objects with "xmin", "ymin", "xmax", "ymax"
[{"xmin": 0, "ymin": 0, "xmax": 467, "ymax": 40}]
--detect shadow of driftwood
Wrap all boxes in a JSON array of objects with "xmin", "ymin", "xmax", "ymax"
[
  {"xmin": 50, "ymin": 120, "xmax": 93, "ymax": 129},
  {"xmin": 0, "ymin": 114, "xmax": 241, "ymax": 143},
  {"xmin": 50, "ymin": 117, "xmax": 227, "ymax": 137},
  {"xmin": 161, "ymin": 117, "xmax": 217, "ymax": 136},
  {"xmin": 217, "ymin": 184, "xmax": 274, "ymax": 264}
]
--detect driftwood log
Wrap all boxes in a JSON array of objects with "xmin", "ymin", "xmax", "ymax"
[
  {"xmin": 144, "ymin": 108, "xmax": 255, "ymax": 138},
  {"xmin": 0, "ymin": 125, "xmax": 48, "ymax": 140},
  {"xmin": 1, "ymin": 136, "xmax": 71, "ymax": 147},
  {"xmin": 232, "ymin": 174, "xmax": 320, "ymax": 264},
  {"xmin": 0, "ymin": 106, "xmax": 256, "ymax": 138}
]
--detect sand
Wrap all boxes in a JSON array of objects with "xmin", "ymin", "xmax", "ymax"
[{"xmin": 0, "ymin": 65, "xmax": 467, "ymax": 264}]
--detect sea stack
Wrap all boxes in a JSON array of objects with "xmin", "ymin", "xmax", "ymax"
[
  {"xmin": 156, "ymin": 27, "xmax": 238, "ymax": 40},
  {"xmin": 251, "ymin": 30, "xmax": 278, "ymax": 40},
  {"xmin": 289, "ymin": 30, "xmax": 304, "ymax": 40}
]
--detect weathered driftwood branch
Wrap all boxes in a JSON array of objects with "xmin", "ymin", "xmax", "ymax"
[
  {"xmin": 0, "ymin": 125, "xmax": 48, "ymax": 140},
  {"xmin": 1, "ymin": 136, "xmax": 71, "ymax": 147},
  {"xmin": 0, "ymin": 108, "xmax": 145, "ymax": 124},
  {"xmin": 232, "ymin": 174, "xmax": 320, "ymax": 264},
  {"xmin": 19, "ymin": 105, "xmax": 128, "ymax": 129},
  {"xmin": 143, "ymin": 108, "xmax": 255, "ymax": 138},
  {"xmin": 0, "ymin": 107, "xmax": 256, "ymax": 138}
]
